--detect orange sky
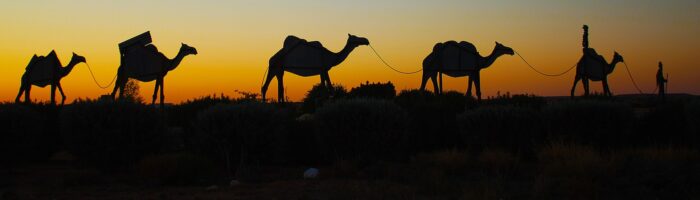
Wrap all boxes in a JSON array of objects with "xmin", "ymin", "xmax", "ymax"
[{"xmin": 1, "ymin": 1, "xmax": 698, "ymax": 103}]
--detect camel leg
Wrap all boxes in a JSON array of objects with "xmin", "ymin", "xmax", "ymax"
[
  {"xmin": 160, "ymin": 78, "xmax": 165, "ymax": 107},
  {"xmin": 322, "ymin": 71, "xmax": 332, "ymax": 87},
  {"xmin": 438, "ymin": 72, "xmax": 443, "ymax": 94},
  {"xmin": 50, "ymin": 84, "xmax": 57, "ymax": 105},
  {"xmin": 571, "ymin": 76, "xmax": 580, "ymax": 98},
  {"xmin": 320, "ymin": 73, "xmax": 327, "ymax": 88},
  {"xmin": 16, "ymin": 83, "xmax": 27, "ymax": 103},
  {"xmin": 57, "ymin": 82, "xmax": 66, "ymax": 105},
  {"xmin": 152, "ymin": 78, "xmax": 161, "ymax": 105},
  {"xmin": 431, "ymin": 73, "xmax": 440, "ymax": 94},
  {"xmin": 467, "ymin": 76, "xmax": 474, "ymax": 97},
  {"xmin": 583, "ymin": 78, "xmax": 590, "ymax": 96},
  {"xmin": 24, "ymin": 85, "xmax": 31, "ymax": 103},
  {"xmin": 419, "ymin": 71, "xmax": 429, "ymax": 92},
  {"xmin": 474, "ymin": 74, "xmax": 482, "ymax": 101},
  {"xmin": 277, "ymin": 73, "xmax": 285, "ymax": 103},
  {"xmin": 603, "ymin": 78, "xmax": 612, "ymax": 96},
  {"xmin": 118, "ymin": 78, "xmax": 128, "ymax": 99},
  {"xmin": 111, "ymin": 75, "xmax": 126, "ymax": 99},
  {"xmin": 111, "ymin": 67, "xmax": 124, "ymax": 99},
  {"xmin": 261, "ymin": 68, "xmax": 276, "ymax": 102}
]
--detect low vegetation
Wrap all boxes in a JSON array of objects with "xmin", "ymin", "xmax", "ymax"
[{"xmin": 2, "ymin": 82, "xmax": 698, "ymax": 198}]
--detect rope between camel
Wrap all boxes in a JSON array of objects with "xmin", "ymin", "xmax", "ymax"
[
  {"xmin": 622, "ymin": 62, "xmax": 652, "ymax": 95},
  {"xmin": 85, "ymin": 63, "xmax": 117, "ymax": 89},
  {"xmin": 515, "ymin": 51, "xmax": 576, "ymax": 77},
  {"xmin": 369, "ymin": 45, "xmax": 423, "ymax": 74}
]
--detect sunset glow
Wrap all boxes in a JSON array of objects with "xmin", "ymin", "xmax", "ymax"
[{"xmin": 1, "ymin": 0, "xmax": 698, "ymax": 103}]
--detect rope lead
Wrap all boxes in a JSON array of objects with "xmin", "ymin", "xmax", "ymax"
[
  {"xmin": 369, "ymin": 45, "xmax": 423, "ymax": 74},
  {"xmin": 85, "ymin": 63, "xmax": 117, "ymax": 89}
]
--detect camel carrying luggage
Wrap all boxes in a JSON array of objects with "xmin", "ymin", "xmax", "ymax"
[
  {"xmin": 118, "ymin": 31, "xmax": 164, "ymax": 80},
  {"xmin": 436, "ymin": 41, "xmax": 480, "ymax": 71},
  {"xmin": 25, "ymin": 50, "xmax": 62, "ymax": 87},
  {"xmin": 119, "ymin": 31, "xmax": 152, "ymax": 56}
]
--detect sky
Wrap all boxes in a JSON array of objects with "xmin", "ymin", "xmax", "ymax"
[{"xmin": 1, "ymin": 0, "xmax": 698, "ymax": 103}]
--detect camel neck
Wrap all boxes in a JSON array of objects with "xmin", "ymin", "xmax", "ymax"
[
  {"xmin": 480, "ymin": 47, "xmax": 505, "ymax": 69},
  {"xmin": 60, "ymin": 60, "xmax": 79, "ymax": 78},
  {"xmin": 608, "ymin": 58, "xmax": 621, "ymax": 74},
  {"xmin": 168, "ymin": 48, "xmax": 187, "ymax": 71},
  {"xmin": 331, "ymin": 42, "xmax": 357, "ymax": 67}
]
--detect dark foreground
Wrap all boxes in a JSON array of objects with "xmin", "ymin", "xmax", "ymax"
[{"xmin": 2, "ymin": 86, "xmax": 699, "ymax": 199}]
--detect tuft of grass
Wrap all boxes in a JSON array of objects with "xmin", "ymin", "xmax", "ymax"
[
  {"xmin": 136, "ymin": 153, "xmax": 216, "ymax": 185},
  {"xmin": 315, "ymin": 98, "xmax": 407, "ymax": 162}
]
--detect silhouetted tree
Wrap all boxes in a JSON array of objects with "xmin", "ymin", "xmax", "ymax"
[{"xmin": 123, "ymin": 79, "xmax": 144, "ymax": 103}]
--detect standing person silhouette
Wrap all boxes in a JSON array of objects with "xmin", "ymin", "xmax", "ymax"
[
  {"xmin": 656, "ymin": 62, "xmax": 668, "ymax": 102},
  {"xmin": 581, "ymin": 25, "xmax": 606, "ymax": 68},
  {"xmin": 582, "ymin": 25, "xmax": 589, "ymax": 49}
]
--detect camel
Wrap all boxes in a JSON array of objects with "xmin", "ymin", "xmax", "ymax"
[
  {"xmin": 261, "ymin": 34, "xmax": 370, "ymax": 102},
  {"xmin": 15, "ymin": 50, "xmax": 86, "ymax": 105},
  {"xmin": 110, "ymin": 43, "xmax": 197, "ymax": 107},
  {"xmin": 570, "ymin": 50, "xmax": 623, "ymax": 98},
  {"xmin": 420, "ymin": 41, "xmax": 514, "ymax": 100}
]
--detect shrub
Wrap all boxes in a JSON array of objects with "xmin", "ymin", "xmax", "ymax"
[
  {"xmin": 194, "ymin": 102, "xmax": 286, "ymax": 175},
  {"xmin": 534, "ymin": 142, "xmax": 611, "ymax": 199},
  {"xmin": 635, "ymin": 101, "xmax": 691, "ymax": 146},
  {"xmin": 0, "ymin": 103, "xmax": 58, "ymax": 163},
  {"xmin": 484, "ymin": 92, "xmax": 547, "ymax": 109},
  {"xmin": 167, "ymin": 94, "xmax": 234, "ymax": 127},
  {"xmin": 315, "ymin": 98, "xmax": 407, "ymax": 162},
  {"xmin": 136, "ymin": 153, "xmax": 216, "ymax": 185},
  {"xmin": 543, "ymin": 100, "xmax": 634, "ymax": 147},
  {"xmin": 395, "ymin": 90, "xmax": 467, "ymax": 153},
  {"xmin": 458, "ymin": 105, "xmax": 543, "ymax": 153},
  {"xmin": 301, "ymin": 83, "xmax": 347, "ymax": 113},
  {"xmin": 60, "ymin": 99, "xmax": 163, "ymax": 169},
  {"xmin": 348, "ymin": 81, "xmax": 396, "ymax": 99}
]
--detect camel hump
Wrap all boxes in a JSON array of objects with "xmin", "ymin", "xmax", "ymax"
[
  {"xmin": 25, "ymin": 54, "xmax": 39, "ymax": 70},
  {"xmin": 432, "ymin": 43, "xmax": 445, "ymax": 52},
  {"xmin": 283, "ymin": 35, "xmax": 305, "ymax": 48},
  {"xmin": 306, "ymin": 41, "xmax": 324, "ymax": 49},
  {"xmin": 283, "ymin": 35, "xmax": 325, "ymax": 49},
  {"xmin": 25, "ymin": 50, "xmax": 61, "ymax": 84},
  {"xmin": 457, "ymin": 41, "xmax": 478, "ymax": 54}
]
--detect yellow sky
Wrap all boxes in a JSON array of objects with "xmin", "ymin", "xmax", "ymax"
[{"xmin": 1, "ymin": 1, "xmax": 698, "ymax": 103}]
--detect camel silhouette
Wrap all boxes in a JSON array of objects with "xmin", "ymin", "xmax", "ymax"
[
  {"xmin": 110, "ymin": 42, "xmax": 197, "ymax": 107},
  {"xmin": 570, "ymin": 51, "xmax": 623, "ymax": 98},
  {"xmin": 420, "ymin": 41, "xmax": 514, "ymax": 100},
  {"xmin": 15, "ymin": 50, "xmax": 86, "ymax": 105},
  {"xmin": 261, "ymin": 34, "xmax": 369, "ymax": 102}
]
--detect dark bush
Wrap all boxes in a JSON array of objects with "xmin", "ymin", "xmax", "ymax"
[
  {"xmin": 484, "ymin": 92, "xmax": 547, "ymax": 109},
  {"xmin": 348, "ymin": 81, "xmax": 396, "ymax": 99},
  {"xmin": 635, "ymin": 101, "xmax": 694, "ymax": 146},
  {"xmin": 194, "ymin": 102, "xmax": 287, "ymax": 174},
  {"xmin": 543, "ymin": 100, "xmax": 634, "ymax": 147},
  {"xmin": 167, "ymin": 94, "xmax": 233, "ymax": 127},
  {"xmin": 395, "ymin": 90, "xmax": 468, "ymax": 153},
  {"xmin": 136, "ymin": 153, "xmax": 216, "ymax": 185},
  {"xmin": 0, "ymin": 103, "xmax": 58, "ymax": 164},
  {"xmin": 60, "ymin": 99, "xmax": 163, "ymax": 169},
  {"xmin": 458, "ymin": 105, "xmax": 544, "ymax": 153},
  {"xmin": 301, "ymin": 83, "xmax": 348, "ymax": 113},
  {"xmin": 315, "ymin": 98, "xmax": 407, "ymax": 162}
]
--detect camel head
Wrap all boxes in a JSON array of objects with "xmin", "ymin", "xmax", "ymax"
[
  {"xmin": 70, "ymin": 52, "xmax": 87, "ymax": 64},
  {"xmin": 613, "ymin": 51, "xmax": 624, "ymax": 63},
  {"xmin": 494, "ymin": 42, "xmax": 514, "ymax": 56},
  {"xmin": 348, "ymin": 34, "xmax": 370, "ymax": 47},
  {"xmin": 180, "ymin": 43, "xmax": 198, "ymax": 56}
]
